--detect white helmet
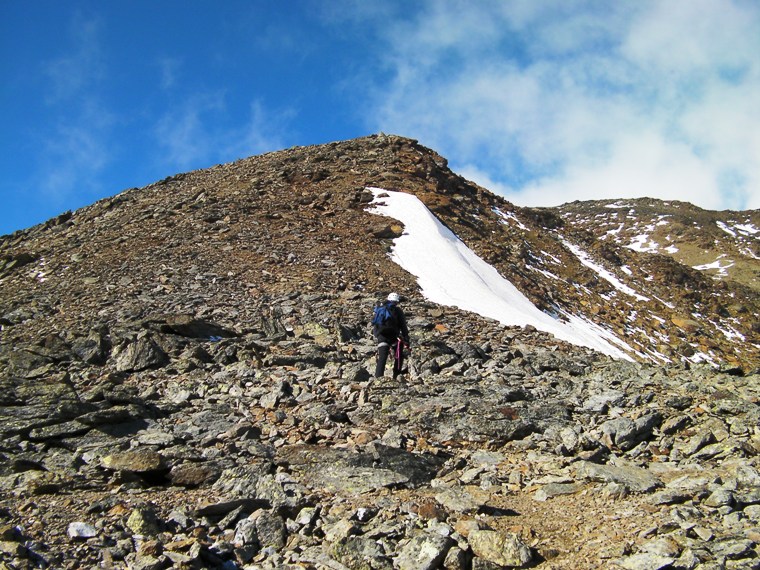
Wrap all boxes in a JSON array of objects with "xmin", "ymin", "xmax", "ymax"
[{"xmin": 387, "ymin": 292, "xmax": 400, "ymax": 303}]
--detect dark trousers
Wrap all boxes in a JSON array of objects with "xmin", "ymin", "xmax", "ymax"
[
  {"xmin": 375, "ymin": 342, "xmax": 403, "ymax": 378},
  {"xmin": 375, "ymin": 343, "xmax": 391, "ymax": 378}
]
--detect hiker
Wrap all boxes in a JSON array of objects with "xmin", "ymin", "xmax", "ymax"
[{"xmin": 372, "ymin": 292, "xmax": 410, "ymax": 378}]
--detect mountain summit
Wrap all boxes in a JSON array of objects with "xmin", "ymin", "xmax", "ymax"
[
  {"xmin": 1, "ymin": 134, "xmax": 758, "ymax": 568},
  {"xmin": 2, "ymin": 134, "xmax": 757, "ymax": 368}
]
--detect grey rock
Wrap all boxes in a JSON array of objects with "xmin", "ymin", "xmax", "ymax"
[
  {"xmin": 673, "ymin": 548, "xmax": 700, "ymax": 570},
  {"xmin": 233, "ymin": 516, "xmax": 258, "ymax": 547},
  {"xmin": 71, "ymin": 328, "xmax": 110, "ymax": 364},
  {"xmin": 534, "ymin": 482, "xmax": 583, "ymax": 501},
  {"xmin": 124, "ymin": 553, "xmax": 169, "ymax": 570},
  {"xmin": 331, "ymin": 536, "xmax": 393, "ymax": 570},
  {"xmin": 650, "ymin": 489, "xmax": 692, "ymax": 505},
  {"xmin": 660, "ymin": 414, "xmax": 690, "ymax": 435},
  {"xmin": 136, "ymin": 429, "xmax": 176, "ymax": 447},
  {"xmin": 323, "ymin": 519, "xmax": 359, "ymax": 543},
  {"xmin": 704, "ymin": 488, "xmax": 734, "ymax": 508},
  {"xmin": 279, "ymin": 443, "xmax": 444, "ymax": 493},
  {"xmin": 127, "ymin": 506, "xmax": 161, "ymax": 536},
  {"xmin": 640, "ymin": 536, "xmax": 681, "ymax": 557},
  {"xmin": 679, "ymin": 431, "xmax": 717, "ymax": 456},
  {"xmin": 616, "ymin": 553, "xmax": 676, "ymax": 569},
  {"xmin": 211, "ymin": 466, "xmax": 308, "ymax": 514},
  {"xmin": 743, "ymin": 504, "xmax": 760, "ymax": 522},
  {"xmin": 395, "ymin": 532, "xmax": 453, "ymax": 570},
  {"xmin": 114, "ymin": 333, "xmax": 168, "ymax": 372},
  {"xmin": 443, "ymin": 545, "xmax": 469, "ymax": 570},
  {"xmin": 601, "ymin": 413, "xmax": 662, "ymax": 451},
  {"xmin": 169, "ymin": 462, "xmax": 221, "ymax": 488},
  {"xmin": 28, "ymin": 419, "xmax": 91, "ymax": 441},
  {"xmin": 670, "ymin": 505, "xmax": 703, "ymax": 526},
  {"xmin": 582, "ymin": 390, "xmax": 624, "ymax": 412},
  {"xmin": 434, "ymin": 486, "xmax": 489, "ymax": 514},
  {"xmin": 160, "ymin": 314, "xmax": 236, "ymax": 339},
  {"xmin": 468, "ymin": 530, "xmax": 533, "ymax": 568},
  {"xmin": 101, "ymin": 449, "xmax": 166, "ymax": 473},
  {"xmin": 67, "ymin": 521, "xmax": 98, "ymax": 539},
  {"xmin": 575, "ymin": 460, "xmax": 662, "ymax": 493},
  {"xmin": 255, "ymin": 511, "xmax": 286, "ymax": 550},
  {"xmin": 709, "ymin": 538, "xmax": 756, "ymax": 561}
]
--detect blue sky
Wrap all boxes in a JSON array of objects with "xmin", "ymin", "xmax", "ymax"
[{"xmin": 2, "ymin": 1, "xmax": 759, "ymax": 235}]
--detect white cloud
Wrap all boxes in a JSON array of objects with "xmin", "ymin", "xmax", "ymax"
[
  {"xmin": 41, "ymin": 124, "xmax": 108, "ymax": 198},
  {"xmin": 154, "ymin": 94, "xmax": 226, "ymax": 170},
  {"xmin": 42, "ymin": 14, "xmax": 105, "ymax": 102},
  {"xmin": 358, "ymin": 0, "xmax": 760, "ymax": 211},
  {"xmin": 36, "ymin": 14, "xmax": 113, "ymax": 206},
  {"xmin": 157, "ymin": 56, "xmax": 181, "ymax": 91},
  {"xmin": 31, "ymin": 97, "xmax": 117, "ymax": 214},
  {"xmin": 518, "ymin": 130, "xmax": 721, "ymax": 208},
  {"xmin": 154, "ymin": 96, "xmax": 289, "ymax": 171},
  {"xmin": 222, "ymin": 100, "xmax": 292, "ymax": 161}
]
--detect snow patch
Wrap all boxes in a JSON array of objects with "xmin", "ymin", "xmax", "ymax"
[
  {"xmin": 693, "ymin": 256, "xmax": 734, "ymax": 276},
  {"xmin": 626, "ymin": 233, "xmax": 659, "ymax": 253},
  {"xmin": 734, "ymin": 223, "xmax": 758, "ymax": 235},
  {"xmin": 493, "ymin": 207, "xmax": 528, "ymax": 230},
  {"xmin": 561, "ymin": 239, "xmax": 649, "ymax": 302},
  {"xmin": 717, "ymin": 221, "xmax": 736, "ymax": 237},
  {"xmin": 720, "ymin": 220, "xmax": 759, "ymax": 237}
]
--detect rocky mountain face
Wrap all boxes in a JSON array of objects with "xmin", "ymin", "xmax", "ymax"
[
  {"xmin": 553, "ymin": 199, "xmax": 759, "ymax": 364},
  {"xmin": 0, "ymin": 134, "xmax": 758, "ymax": 569},
  {"xmin": 556, "ymin": 198, "xmax": 759, "ymax": 290}
]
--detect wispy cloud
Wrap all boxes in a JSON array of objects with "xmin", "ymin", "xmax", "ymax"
[
  {"xmin": 156, "ymin": 56, "xmax": 182, "ymax": 91},
  {"xmin": 36, "ymin": 13, "xmax": 113, "ymax": 205},
  {"xmin": 153, "ymin": 95, "xmax": 289, "ymax": 172},
  {"xmin": 40, "ymin": 113, "xmax": 111, "ymax": 203},
  {"xmin": 222, "ymin": 100, "xmax": 291, "ymax": 160},
  {"xmin": 42, "ymin": 13, "xmax": 105, "ymax": 103},
  {"xmin": 153, "ymin": 93, "xmax": 226, "ymax": 170},
  {"xmin": 357, "ymin": 0, "xmax": 760, "ymax": 211}
]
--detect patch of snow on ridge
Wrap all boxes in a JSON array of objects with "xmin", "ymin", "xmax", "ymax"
[
  {"xmin": 367, "ymin": 188, "xmax": 634, "ymax": 361},
  {"xmin": 717, "ymin": 221, "xmax": 737, "ymax": 237},
  {"xmin": 693, "ymin": 256, "xmax": 733, "ymax": 276},
  {"xmin": 718, "ymin": 220, "xmax": 759, "ymax": 238},
  {"xmin": 627, "ymin": 233, "xmax": 659, "ymax": 253},
  {"xmin": 493, "ymin": 207, "xmax": 528, "ymax": 230},
  {"xmin": 561, "ymin": 239, "xmax": 649, "ymax": 302},
  {"xmin": 734, "ymin": 223, "xmax": 758, "ymax": 235}
]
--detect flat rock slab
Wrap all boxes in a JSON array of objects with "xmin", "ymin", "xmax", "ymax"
[
  {"xmin": 575, "ymin": 460, "xmax": 662, "ymax": 493},
  {"xmin": 304, "ymin": 466, "xmax": 409, "ymax": 495},
  {"xmin": 533, "ymin": 482, "xmax": 584, "ymax": 501},
  {"xmin": 434, "ymin": 486, "xmax": 491, "ymax": 513},
  {"xmin": 277, "ymin": 443, "xmax": 446, "ymax": 496},
  {"xmin": 101, "ymin": 449, "xmax": 166, "ymax": 472}
]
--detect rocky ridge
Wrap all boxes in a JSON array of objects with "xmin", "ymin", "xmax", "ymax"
[
  {"xmin": 555, "ymin": 198, "xmax": 759, "ymax": 291},
  {"xmin": 0, "ymin": 134, "xmax": 758, "ymax": 569}
]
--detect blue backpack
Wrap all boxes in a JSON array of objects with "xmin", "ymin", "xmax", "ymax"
[{"xmin": 372, "ymin": 304, "xmax": 398, "ymax": 335}]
